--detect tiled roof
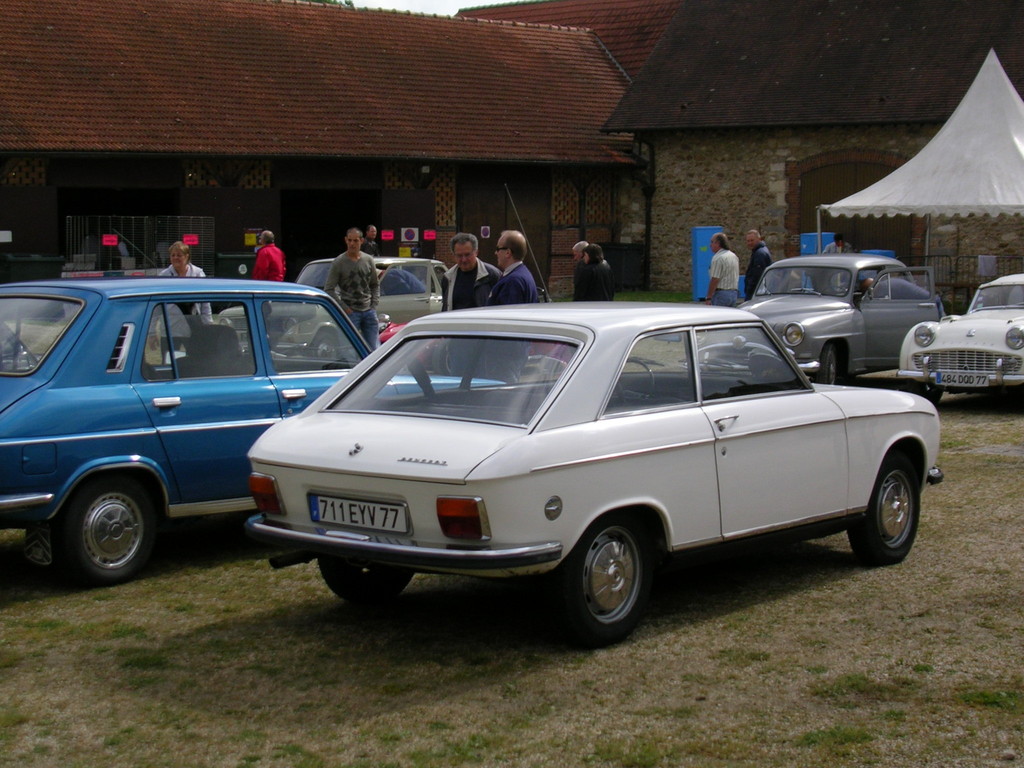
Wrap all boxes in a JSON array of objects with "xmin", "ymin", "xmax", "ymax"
[
  {"xmin": 0, "ymin": 0, "xmax": 631, "ymax": 164},
  {"xmin": 459, "ymin": 0, "xmax": 681, "ymax": 78},
  {"xmin": 606, "ymin": 0, "xmax": 1024, "ymax": 132}
]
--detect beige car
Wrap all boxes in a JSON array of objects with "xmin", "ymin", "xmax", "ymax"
[{"xmin": 296, "ymin": 256, "xmax": 447, "ymax": 324}]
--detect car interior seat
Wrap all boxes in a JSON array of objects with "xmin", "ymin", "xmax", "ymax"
[{"xmin": 178, "ymin": 320, "xmax": 253, "ymax": 378}]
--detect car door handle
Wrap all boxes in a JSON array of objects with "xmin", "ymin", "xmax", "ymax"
[
  {"xmin": 152, "ymin": 396, "xmax": 182, "ymax": 409},
  {"xmin": 714, "ymin": 414, "xmax": 739, "ymax": 432},
  {"xmin": 281, "ymin": 389, "xmax": 307, "ymax": 400}
]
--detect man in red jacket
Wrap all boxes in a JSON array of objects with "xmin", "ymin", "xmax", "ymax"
[{"xmin": 253, "ymin": 230, "xmax": 286, "ymax": 281}]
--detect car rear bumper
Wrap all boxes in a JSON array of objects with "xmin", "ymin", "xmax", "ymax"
[{"xmin": 245, "ymin": 514, "xmax": 563, "ymax": 571}]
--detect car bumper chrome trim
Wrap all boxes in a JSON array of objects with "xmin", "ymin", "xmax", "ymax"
[
  {"xmin": 0, "ymin": 492, "xmax": 54, "ymax": 514},
  {"xmin": 245, "ymin": 515, "xmax": 562, "ymax": 570},
  {"xmin": 167, "ymin": 497, "xmax": 256, "ymax": 518}
]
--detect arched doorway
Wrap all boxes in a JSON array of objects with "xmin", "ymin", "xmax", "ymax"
[{"xmin": 794, "ymin": 154, "xmax": 914, "ymax": 257}]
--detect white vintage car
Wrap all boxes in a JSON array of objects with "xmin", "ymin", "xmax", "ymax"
[
  {"xmin": 899, "ymin": 273, "xmax": 1024, "ymax": 401},
  {"xmin": 245, "ymin": 304, "xmax": 943, "ymax": 647}
]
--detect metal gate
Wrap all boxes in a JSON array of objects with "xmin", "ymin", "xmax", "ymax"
[{"xmin": 65, "ymin": 216, "xmax": 215, "ymax": 273}]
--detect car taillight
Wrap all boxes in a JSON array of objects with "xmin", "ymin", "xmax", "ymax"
[
  {"xmin": 436, "ymin": 497, "xmax": 488, "ymax": 540},
  {"xmin": 249, "ymin": 473, "xmax": 283, "ymax": 515}
]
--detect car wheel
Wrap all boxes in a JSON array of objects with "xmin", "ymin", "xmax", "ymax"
[
  {"xmin": 53, "ymin": 475, "xmax": 157, "ymax": 587},
  {"xmin": 816, "ymin": 342, "xmax": 839, "ymax": 385},
  {"xmin": 318, "ymin": 556, "xmax": 414, "ymax": 604},
  {"xmin": 551, "ymin": 512, "xmax": 653, "ymax": 648},
  {"xmin": 848, "ymin": 452, "xmax": 919, "ymax": 566},
  {"xmin": 310, "ymin": 326, "xmax": 342, "ymax": 359}
]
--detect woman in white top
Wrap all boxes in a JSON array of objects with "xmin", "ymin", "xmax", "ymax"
[{"xmin": 159, "ymin": 241, "xmax": 211, "ymax": 319}]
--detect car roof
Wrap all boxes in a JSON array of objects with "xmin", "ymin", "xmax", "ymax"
[
  {"xmin": 374, "ymin": 257, "xmax": 445, "ymax": 266},
  {"xmin": 400, "ymin": 302, "xmax": 757, "ymax": 337},
  {"xmin": 980, "ymin": 272, "xmax": 1024, "ymax": 287},
  {"xmin": 0, "ymin": 277, "xmax": 332, "ymax": 300},
  {"xmin": 302, "ymin": 257, "xmax": 444, "ymax": 267},
  {"xmin": 769, "ymin": 255, "xmax": 908, "ymax": 270}
]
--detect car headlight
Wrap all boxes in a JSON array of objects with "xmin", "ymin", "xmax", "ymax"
[
  {"xmin": 782, "ymin": 322, "xmax": 804, "ymax": 346},
  {"xmin": 914, "ymin": 323, "xmax": 938, "ymax": 347},
  {"xmin": 1007, "ymin": 325, "xmax": 1024, "ymax": 350}
]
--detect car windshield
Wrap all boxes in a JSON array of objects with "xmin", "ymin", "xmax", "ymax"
[
  {"xmin": 756, "ymin": 266, "xmax": 853, "ymax": 298},
  {"xmin": 0, "ymin": 296, "xmax": 82, "ymax": 375},
  {"xmin": 969, "ymin": 283, "xmax": 1024, "ymax": 312},
  {"xmin": 296, "ymin": 261, "xmax": 331, "ymax": 289},
  {"xmin": 380, "ymin": 264, "xmax": 428, "ymax": 296},
  {"xmin": 330, "ymin": 335, "xmax": 578, "ymax": 426}
]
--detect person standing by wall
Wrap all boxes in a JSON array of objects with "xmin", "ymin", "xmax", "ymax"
[
  {"xmin": 574, "ymin": 243, "xmax": 615, "ymax": 301},
  {"xmin": 441, "ymin": 232, "xmax": 502, "ymax": 310},
  {"xmin": 487, "ymin": 230, "xmax": 539, "ymax": 306},
  {"xmin": 252, "ymin": 230, "xmax": 286, "ymax": 281},
  {"xmin": 324, "ymin": 227, "xmax": 380, "ymax": 349},
  {"xmin": 571, "ymin": 240, "xmax": 588, "ymax": 297},
  {"xmin": 361, "ymin": 224, "xmax": 381, "ymax": 257},
  {"xmin": 743, "ymin": 229, "xmax": 772, "ymax": 300},
  {"xmin": 705, "ymin": 232, "xmax": 739, "ymax": 306}
]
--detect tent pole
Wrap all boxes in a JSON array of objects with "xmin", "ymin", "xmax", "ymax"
[
  {"xmin": 816, "ymin": 206, "xmax": 823, "ymax": 253},
  {"xmin": 925, "ymin": 215, "xmax": 931, "ymax": 257}
]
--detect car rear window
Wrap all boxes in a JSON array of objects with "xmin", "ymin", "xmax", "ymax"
[
  {"xmin": 0, "ymin": 296, "xmax": 82, "ymax": 375},
  {"xmin": 330, "ymin": 335, "xmax": 577, "ymax": 426}
]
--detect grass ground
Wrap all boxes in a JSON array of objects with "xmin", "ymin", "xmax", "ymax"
[{"xmin": 1, "ymin": 391, "xmax": 1021, "ymax": 768}]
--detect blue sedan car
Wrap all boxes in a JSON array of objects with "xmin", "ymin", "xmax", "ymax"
[{"xmin": 0, "ymin": 278, "xmax": 368, "ymax": 585}]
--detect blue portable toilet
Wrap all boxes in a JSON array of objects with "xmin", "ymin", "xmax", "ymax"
[
  {"xmin": 801, "ymin": 232, "xmax": 834, "ymax": 254},
  {"xmin": 692, "ymin": 226, "xmax": 722, "ymax": 300},
  {"xmin": 861, "ymin": 249, "xmax": 896, "ymax": 259}
]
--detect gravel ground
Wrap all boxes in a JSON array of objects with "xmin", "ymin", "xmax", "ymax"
[{"xmin": 1, "ymin": 390, "xmax": 1021, "ymax": 768}]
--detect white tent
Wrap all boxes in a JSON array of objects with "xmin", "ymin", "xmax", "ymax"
[{"xmin": 821, "ymin": 49, "xmax": 1024, "ymax": 220}]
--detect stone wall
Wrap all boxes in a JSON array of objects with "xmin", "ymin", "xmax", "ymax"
[{"xmin": 647, "ymin": 125, "xmax": 1024, "ymax": 293}]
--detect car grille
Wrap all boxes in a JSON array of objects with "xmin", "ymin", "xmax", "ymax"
[{"xmin": 912, "ymin": 350, "xmax": 1023, "ymax": 373}]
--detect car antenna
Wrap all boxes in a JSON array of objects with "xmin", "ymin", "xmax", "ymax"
[{"xmin": 504, "ymin": 183, "xmax": 552, "ymax": 302}]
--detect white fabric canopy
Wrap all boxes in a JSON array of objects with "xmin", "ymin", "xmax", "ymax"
[{"xmin": 822, "ymin": 50, "xmax": 1024, "ymax": 218}]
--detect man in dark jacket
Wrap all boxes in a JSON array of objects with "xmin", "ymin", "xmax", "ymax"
[
  {"xmin": 744, "ymin": 229, "xmax": 773, "ymax": 301},
  {"xmin": 574, "ymin": 243, "xmax": 615, "ymax": 301},
  {"xmin": 487, "ymin": 230, "xmax": 539, "ymax": 306},
  {"xmin": 441, "ymin": 232, "xmax": 501, "ymax": 310}
]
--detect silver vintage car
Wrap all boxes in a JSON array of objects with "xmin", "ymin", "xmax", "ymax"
[
  {"xmin": 743, "ymin": 255, "xmax": 941, "ymax": 384},
  {"xmin": 296, "ymin": 256, "xmax": 447, "ymax": 325}
]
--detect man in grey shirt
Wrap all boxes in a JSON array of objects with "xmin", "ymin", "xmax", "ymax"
[{"xmin": 325, "ymin": 227, "xmax": 380, "ymax": 349}]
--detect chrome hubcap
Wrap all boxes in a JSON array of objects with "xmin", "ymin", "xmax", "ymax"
[
  {"xmin": 83, "ymin": 494, "xmax": 143, "ymax": 569},
  {"xmin": 583, "ymin": 527, "xmax": 639, "ymax": 623},
  {"xmin": 879, "ymin": 472, "xmax": 912, "ymax": 544}
]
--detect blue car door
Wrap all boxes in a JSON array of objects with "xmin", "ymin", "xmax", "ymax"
[
  {"xmin": 133, "ymin": 298, "xmax": 281, "ymax": 507},
  {"xmin": 254, "ymin": 296, "xmax": 368, "ymax": 415}
]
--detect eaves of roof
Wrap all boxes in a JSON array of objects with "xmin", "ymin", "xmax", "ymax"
[{"xmin": 0, "ymin": 0, "xmax": 632, "ymax": 166}]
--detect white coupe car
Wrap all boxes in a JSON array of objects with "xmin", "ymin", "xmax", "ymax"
[
  {"xmin": 245, "ymin": 304, "xmax": 943, "ymax": 646},
  {"xmin": 899, "ymin": 273, "xmax": 1024, "ymax": 401}
]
